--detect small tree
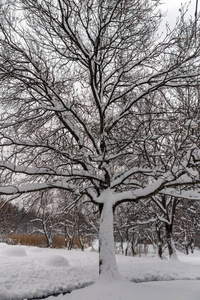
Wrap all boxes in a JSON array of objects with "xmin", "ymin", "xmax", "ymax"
[
  {"xmin": 31, "ymin": 191, "xmax": 62, "ymax": 247},
  {"xmin": 151, "ymin": 195, "xmax": 179, "ymax": 260}
]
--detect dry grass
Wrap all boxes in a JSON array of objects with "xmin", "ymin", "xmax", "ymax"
[
  {"xmin": 8, "ymin": 234, "xmax": 48, "ymax": 247},
  {"xmin": 8, "ymin": 234, "xmax": 87, "ymax": 249}
]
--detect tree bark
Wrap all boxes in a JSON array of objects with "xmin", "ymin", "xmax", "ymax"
[
  {"xmin": 165, "ymin": 224, "xmax": 178, "ymax": 260},
  {"xmin": 99, "ymin": 200, "xmax": 121, "ymax": 281},
  {"xmin": 156, "ymin": 224, "xmax": 163, "ymax": 259}
]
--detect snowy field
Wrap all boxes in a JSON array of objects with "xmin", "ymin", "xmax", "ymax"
[{"xmin": 0, "ymin": 243, "xmax": 200, "ymax": 300}]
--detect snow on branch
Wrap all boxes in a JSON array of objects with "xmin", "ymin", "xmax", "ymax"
[
  {"xmin": 0, "ymin": 182, "xmax": 50, "ymax": 195},
  {"xmin": 162, "ymin": 188, "xmax": 200, "ymax": 201},
  {"xmin": 111, "ymin": 167, "xmax": 153, "ymax": 188},
  {"xmin": 0, "ymin": 161, "xmax": 103, "ymax": 182}
]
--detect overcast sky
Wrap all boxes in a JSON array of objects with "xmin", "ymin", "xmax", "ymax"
[{"xmin": 160, "ymin": 0, "xmax": 197, "ymax": 29}]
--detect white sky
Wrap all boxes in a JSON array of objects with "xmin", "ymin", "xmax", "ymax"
[{"xmin": 160, "ymin": 0, "xmax": 198, "ymax": 29}]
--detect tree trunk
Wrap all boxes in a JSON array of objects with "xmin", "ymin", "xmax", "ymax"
[
  {"xmin": 45, "ymin": 236, "xmax": 53, "ymax": 248},
  {"xmin": 99, "ymin": 201, "xmax": 121, "ymax": 281},
  {"xmin": 190, "ymin": 239, "xmax": 194, "ymax": 254},
  {"xmin": 120, "ymin": 236, "xmax": 124, "ymax": 255},
  {"xmin": 185, "ymin": 243, "xmax": 189, "ymax": 255},
  {"xmin": 184, "ymin": 232, "xmax": 189, "ymax": 255},
  {"xmin": 66, "ymin": 234, "xmax": 74, "ymax": 250},
  {"xmin": 44, "ymin": 228, "xmax": 53, "ymax": 248},
  {"xmin": 131, "ymin": 239, "xmax": 137, "ymax": 256},
  {"xmin": 158, "ymin": 242, "xmax": 162, "ymax": 259},
  {"xmin": 124, "ymin": 229, "xmax": 129, "ymax": 256},
  {"xmin": 156, "ymin": 225, "xmax": 163, "ymax": 259},
  {"xmin": 165, "ymin": 224, "xmax": 178, "ymax": 260},
  {"xmin": 125, "ymin": 241, "xmax": 129, "ymax": 256},
  {"xmin": 78, "ymin": 236, "xmax": 84, "ymax": 251}
]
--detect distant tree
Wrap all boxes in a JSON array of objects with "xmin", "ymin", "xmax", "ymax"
[
  {"xmin": 114, "ymin": 201, "xmax": 152, "ymax": 256},
  {"xmin": 173, "ymin": 199, "xmax": 200, "ymax": 254},
  {"xmin": 0, "ymin": 200, "xmax": 18, "ymax": 241},
  {"xmin": 31, "ymin": 191, "xmax": 63, "ymax": 248},
  {"xmin": 0, "ymin": 0, "xmax": 200, "ymax": 280},
  {"xmin": 151, "ymin": 195, "xmax": 180, "ymax": 259},
  {"xmin": 0, "ymin": 198, "xmax": 38, "ymax": 241}
]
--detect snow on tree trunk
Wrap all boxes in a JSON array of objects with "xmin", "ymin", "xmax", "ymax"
[
  {"xmin": 99, "ymin": 200, "xmax": 121, "ymax": 281},
  {"xmin": 168, "ymin": 236, "xmax": 178, "ymax": 260},
  {"xmin": 45, "ymin": 234, "xmax": 53, "ymax": 248}
]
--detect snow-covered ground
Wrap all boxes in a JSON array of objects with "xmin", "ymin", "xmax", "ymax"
[{"xmin": 0, "ymin": 243, "xmax": 200, "ymax": 300}]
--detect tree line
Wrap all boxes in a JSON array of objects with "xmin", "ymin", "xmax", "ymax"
[{"xmin": 1, "ymin": 189, "xmax": 200, "ymax": 258}]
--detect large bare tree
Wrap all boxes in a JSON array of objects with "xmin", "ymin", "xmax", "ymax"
[{"xmin": 0, "ymin": 0, "xmax": 200, "ymax": 281}]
